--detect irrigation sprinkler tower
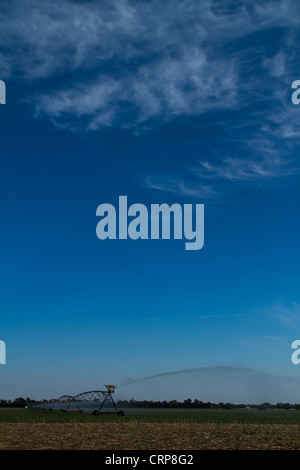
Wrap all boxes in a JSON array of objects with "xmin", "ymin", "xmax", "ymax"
[{"xmin": 28, "ymin": 385, "xmax": 125, "ymax": 415}]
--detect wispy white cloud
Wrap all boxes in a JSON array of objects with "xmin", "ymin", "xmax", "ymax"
[
  {"xmin": 1, "ymin": 0, "xmax": 299, "ymax": 131},
  {"xmin": 140, "ymin": 175, "xmax": 220, "ymax": 200},
  {"xmin": 195, "ymin": 154, "xmax": 295, "ymax": 182},
  {"xmin": 269, "ymin": 301, "xmax": 300, "ymax": 331},
  {"xmin": 35, "ymin": 52, "xmax": 237, "ymax": 130},
  {"xmin": 2, "ymin": 0, "xmax": 300, "ymax": 198}
]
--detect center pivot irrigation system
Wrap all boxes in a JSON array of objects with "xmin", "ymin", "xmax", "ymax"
[{"xmin": 28, "ymin": 385, "xmax": 125, "ymax": 415}]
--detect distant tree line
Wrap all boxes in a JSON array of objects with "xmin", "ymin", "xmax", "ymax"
[
  {"xmin": 1, "ymin": 397, "xmax": 300, "ymax": 410},
  {"xmin": 0, "ymin": 398, "xmax": 27, "ymax": 408},
  {"xmin": 116, "ymin": 399, "xmax": 300, "ymax": 410}
]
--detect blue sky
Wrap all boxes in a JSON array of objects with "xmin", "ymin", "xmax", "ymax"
[{"xmin": 1, "ymin": 0, "xmax": 300, "ymax": 403}]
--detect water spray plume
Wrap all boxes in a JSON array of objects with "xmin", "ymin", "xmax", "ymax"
[{"xmin": 118, "ymin": 365, "xmax": 254, "ymax": 387}]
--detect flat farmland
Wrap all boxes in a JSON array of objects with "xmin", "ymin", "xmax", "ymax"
[{"xmin": 0, "ymin": 408, "xmax": 300, "ymax": 449}]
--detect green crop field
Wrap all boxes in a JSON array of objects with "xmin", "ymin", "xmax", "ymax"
[{"xmin": 1, "ymin": 407, "xmax": 300, "ymax": 424}]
